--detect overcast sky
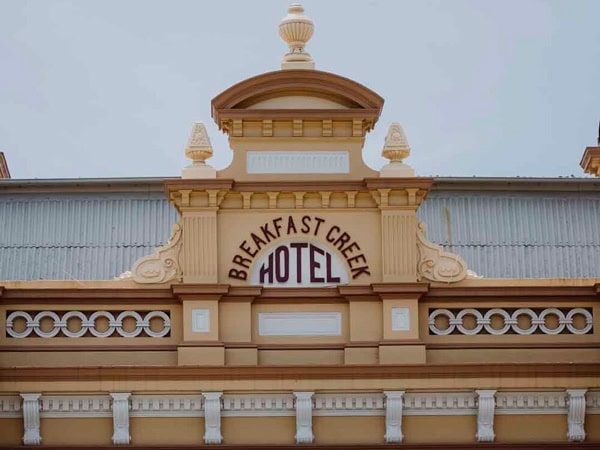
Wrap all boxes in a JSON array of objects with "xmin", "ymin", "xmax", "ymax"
[{"xmin": 1, "ymin": 0, "xmax": 599, "ymax": 179}]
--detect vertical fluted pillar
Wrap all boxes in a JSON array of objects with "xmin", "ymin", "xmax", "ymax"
[
  {"xmin": 203, "ymin": 392, "xmax": 223, "ymax": 444},
  {"xmin": 110, "ymin": 393, "xmax": 131, "ymax": 445},
  {"xmin": 294, "ymin": 391, "xmax": 314, "ymax": 444},
  {"xmin": 384, "ymin": 391, "xmax": 405, "ymax": 443},
  {"xmin": 21, "ymin": 393, "xmax": 41, "ymax": 445},
  {"xmin": 476, "ymin": 389, "xmax": 496, "ymax": 442},
  {"xmin": 567, "ymin": 389, "xmax": 587, "ymax": 442},
  {"xmin": 381, "ymin": 211, "xmax": 418, "ymax": 282}
]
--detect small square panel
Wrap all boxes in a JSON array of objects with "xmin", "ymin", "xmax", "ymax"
[
  {"xmin": 191, "ymin": 309, "xmax": 210, "ymax": 333},
  {"xmin": 391, "ymin": 307, "xmax": 410, "ymax": 331}
]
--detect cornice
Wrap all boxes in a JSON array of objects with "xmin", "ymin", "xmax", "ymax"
[{"xmin": 2, "ymin": 363, "xmax": 598, "ymax": 382}]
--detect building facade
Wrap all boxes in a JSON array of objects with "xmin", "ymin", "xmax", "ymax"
[{"xmin": 1, "ymin": 4, "xmax": 599, "ymax": 448}]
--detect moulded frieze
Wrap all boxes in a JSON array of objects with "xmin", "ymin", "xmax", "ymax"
[
  {"xmin": 0, "ymin": 396, "xmax": 22, "ymax": 418},
  {"xmin": 313, "ymin": 393, "xmax": 385, "ymax": 416},
  {"xmin": 403, "ymin": 392, "xmax": 477, "ymax": 415},
  {"xmin": 21, "ymin": 393, "xmax": 41, "ymax": 445},
  {"xmin": 495, "ymin": 391, "xmax": 567, "ymax": 414},
  {"xmin": 222, "ymin": 394, "xmax": 295, "ymax": 417},
  {"xmin": 130, "ymin": 395, "xmax": 204, "ymax": 417},
  {"xmin": 41, "ymin": 395, "xmax": 112, "ymax": 418},
  {"xmin": 586, "ymin": 391, "xmax": 600, "ymax": 414}
]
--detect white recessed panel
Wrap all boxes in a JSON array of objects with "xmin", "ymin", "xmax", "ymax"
[
  {"xmin": 391, "ymin": 307, "xmax": 410, "ymax": 331},
  {"xmin": 258, "ymin": 312, "xmax": 342, "ymax": 336},
  {"xmin": 192, "ymin": 309, "xmax": 210, "ymax": 333},
  {"xmin": 247, "ymin": 151, "xmax": 350, "ymax": 174}
]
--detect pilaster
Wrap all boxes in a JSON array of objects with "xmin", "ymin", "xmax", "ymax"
[
  {"xmin": 203, "ymin": 392, "xmax": 223, "ymax": 444},
  {"xmin": 566, "ymin": 388, "xmax": 587, "ymax": 442},
  {"xmin": 21, "ymin": 393, "xmax": 41, "ymax": 445},
  {"xmin": 110, "ymin": 392, "xmax": 131, "ymax": 445},
  {"xmin": 384, "ymin": 390, "xmax": 404, "ymax": 443},
  {"xmin": 476, "ymin": 389, "xmax": 496, "ymax": 442},
  {"xmin": 294, "ymin": 391, "xmax": 314, "ymax": 444},
  {"xmin": 381, "ymin": 211, "xmax": 418, "ymax": 282},
  {"xmin": 181, "ymin": 211, "xmax": 218, "ymax": 283}
]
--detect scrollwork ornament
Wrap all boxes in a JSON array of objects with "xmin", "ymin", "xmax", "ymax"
[
  {"xmin": 131, "ymin": 222, "xmax": 183, "ymax": 284},
  {"xmin": 416, "ymin": 221, "xmax": 468, "ymax": 283}
]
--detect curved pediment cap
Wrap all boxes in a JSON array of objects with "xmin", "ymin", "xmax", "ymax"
[{"xmin": 211, "ymin": 69, "xmax": 384, "ymax": 132}]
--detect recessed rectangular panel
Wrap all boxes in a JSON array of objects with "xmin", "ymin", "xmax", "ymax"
[
  {"xmin": 258, "ymin": 312, "xmax": 342, "ymax": 336},
  {"xmin": 247, "ymin": 151, "xmax": 350, "ymax": 174}
]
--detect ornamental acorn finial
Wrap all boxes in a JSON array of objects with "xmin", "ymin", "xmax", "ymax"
[
  {"xmin": 380, "ymin": 123, "xmax": 415, "ymax": 177},
  {"xmin": 182, "ymin": 122, "xmax": 216, "ymax": 179},
  {"xmin": 279, "ymin": 3, "xmax": 315, "ymax": 70}
]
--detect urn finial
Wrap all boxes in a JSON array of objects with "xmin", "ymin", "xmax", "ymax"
[{"xmin": 279, "ymin": 3, "xmax": 315, "ymax": 70}]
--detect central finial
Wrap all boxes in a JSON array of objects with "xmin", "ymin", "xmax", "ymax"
[{"xmin": 279, "ymin": 3, "xmax": 315, "ymax": 70}]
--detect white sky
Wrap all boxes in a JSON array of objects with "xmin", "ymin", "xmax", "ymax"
[{"xmin": 1, "ymin": 0, "xmax": 599, "ymax": 179}]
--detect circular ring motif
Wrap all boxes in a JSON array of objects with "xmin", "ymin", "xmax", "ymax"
[
  {"xmin": 33, "ymin": 311, "xmax": 62, "ymax": 338},
  {"xmin": 456, "ymin": 309, "xmax": 484, "ymax": 335},
  {"xmin": 61, "ymin": 311, "xmax": 90, "ymax": 338},
  {"xmin": 510, "ymin": 308, "xmax": 538, "ymax": 335},
  {"xmin": 566, "ymin": 308, "xmax": 593, "ymax": 334},
  {"xmin": 88, "ymin": 311, "xmax": 117, "ymax": 338},
  {"xmin": 6, "ymin": 311, "xmax": 34, "ymax": 338},
  {"xmin": 538, "ymin": 308, "xmax": 566, "ymax": 335},
  {"xmin": 142, "ymin": 311, "xmax": 171, "ymax": 338},
  {"xmin": 483, "ymin": 308, "xmax": 512, "ymax": 335},
  {"xmin": 428, "ymin": 309, "xmax": 456, "ymax": 335},
  {"xmin": 116, "ymin": 311, "xmax": 144, "ymax": 338}
]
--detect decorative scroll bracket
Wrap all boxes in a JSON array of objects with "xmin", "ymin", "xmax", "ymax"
[
  {"xmin": 416, "ymin": 221, "xmax": 468, "ymax": 283},
  {"xmin": 131, "ymin": 222, "xmax": 183, "ymax": 284}
]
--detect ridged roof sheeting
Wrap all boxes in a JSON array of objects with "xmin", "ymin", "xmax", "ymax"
[
  {"xmin": 0, "ymin": 192, "xmax": 177, "ymax": 280},
  {"xmin": 418, "ymin": 191, "xmax": 600, "ymax": 278},
  {"xmin": 0, "ymin": 184, "xmax": 598, "ymax": 280}
]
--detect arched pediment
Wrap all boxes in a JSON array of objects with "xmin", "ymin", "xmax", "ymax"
[{"xmin": 211, "ymin": 70, "xmax": 384, "ymax": 128}]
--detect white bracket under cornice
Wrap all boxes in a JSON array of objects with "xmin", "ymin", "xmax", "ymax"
[
  {"xmin": 294, "ymin": 391, "xmax": 314, "ymax": 444},
  {"xmin": 110, "ymin": 393, "xmax": 131, "ymax": 445},
  {"xmin": 203, "ymin": 392, "xmax": 223, "ymax": 444},
  {"xmin": 476, "ymin": 390, "xmax": 496, "ymax": 442},
  {"xmin": 567, "ymin": 389, "xmax": 587, "ymax": 442},
  {"xmin": 384, "ymin": 391, "xmax": 404, "ymax": 443},
  {"xmin": 21, "ymin": 393, "xmax": 41, "ymax": 445}
]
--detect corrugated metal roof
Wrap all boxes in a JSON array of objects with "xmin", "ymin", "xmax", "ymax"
[
  {"xmin": 0, "ymin": 181, "xmax": 598, "ymax": 280},
  {"xmin": 0, "ymin": 192, "xmax": 178, "ymax": 280}
]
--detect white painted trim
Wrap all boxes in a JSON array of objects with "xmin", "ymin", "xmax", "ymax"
[
  {"xmin": 130, "ymin": 395, "xmax": 204, "ymax": 417},
  {"xmin": 476, "ymin": 389, "xmax": 496, "ymax": 442},
  {"xmin": 21, "ymin": 393, "xmax": 41, "ymax": 445},
  {"xmin": 191, "ymin": 309, "xmax": 210, "ymax": 333},
  {"xmin": 567, "ymin": 389, "xmax": 587, "ymax": 442},
  {"xmin": 247, "ymin": 151, "xmax": 350, "ymax": 174},
  {"xmin": 294, "ymin": 392, "xmax": 314, "ymax": 444},
  {"xmin": 110, "ymin": 393, "xmax": 131, "ymax": 445},
  {"xmin": 222, "ymin": 394, "xmax": 294, "ymax": 417},
  {"xmin": 495, "ymin": 391, "xmax": 567, "ymax": 415},
  {"xmin": 40, "ymin": 395, "xmax": 112, "ymax": 418},
  {"xmin": 0, "ymin": 396, "xmax": 22, "ymax": 418},
  {"xmin": 391, "ymin": 308, "xmax": 410, "ymax": 331},
  {"xmin": 313, "ymin": 393, "xmax": 384, "ymax": 417},
  {"xmin": 384, "ymin": 391, "xmax": 404, "ymax": 443},
  {"xmin": 403, "ymin": 392, "xmax": 477, "ymax": 416},
  {"xmin": 258, "ymin": 312, "xmax": 342, "ymax": 336},
  {"xmin": 203, "ymin": 392, "xmax": 223, "ymax": 444}
]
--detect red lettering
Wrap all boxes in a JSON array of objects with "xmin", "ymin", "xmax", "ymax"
[
  {"xmin": 341, "ymin": 242, "xmax": 360, "ymax": 258},
  {"xmin": 274, "ymin": 245, "xmax": 289, "ymax": 283},
  {"xmin": 326, "ymin": 252, "xmax": 341, "ymax": 283},
  {"xmin": 259, "ymin": 253, "xmax": 274, "ymax": 284},
  {"xmin": 251, "ymin": 232, "xmax": 267, "ymax": 250},
  {"xmin": 334, "ymin": 232, "xmax": 351, "ymax": 251},
  {"xmin": 260, "ymin": 223, "xmax": 277, "ymax": 242},
  {"xmin": 273, "ymin": 217, "xmax": 283, "ymax": 238},
  {"xmin": 301, "ymin": 215, "xmax": 311, "ymax": 234}
]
